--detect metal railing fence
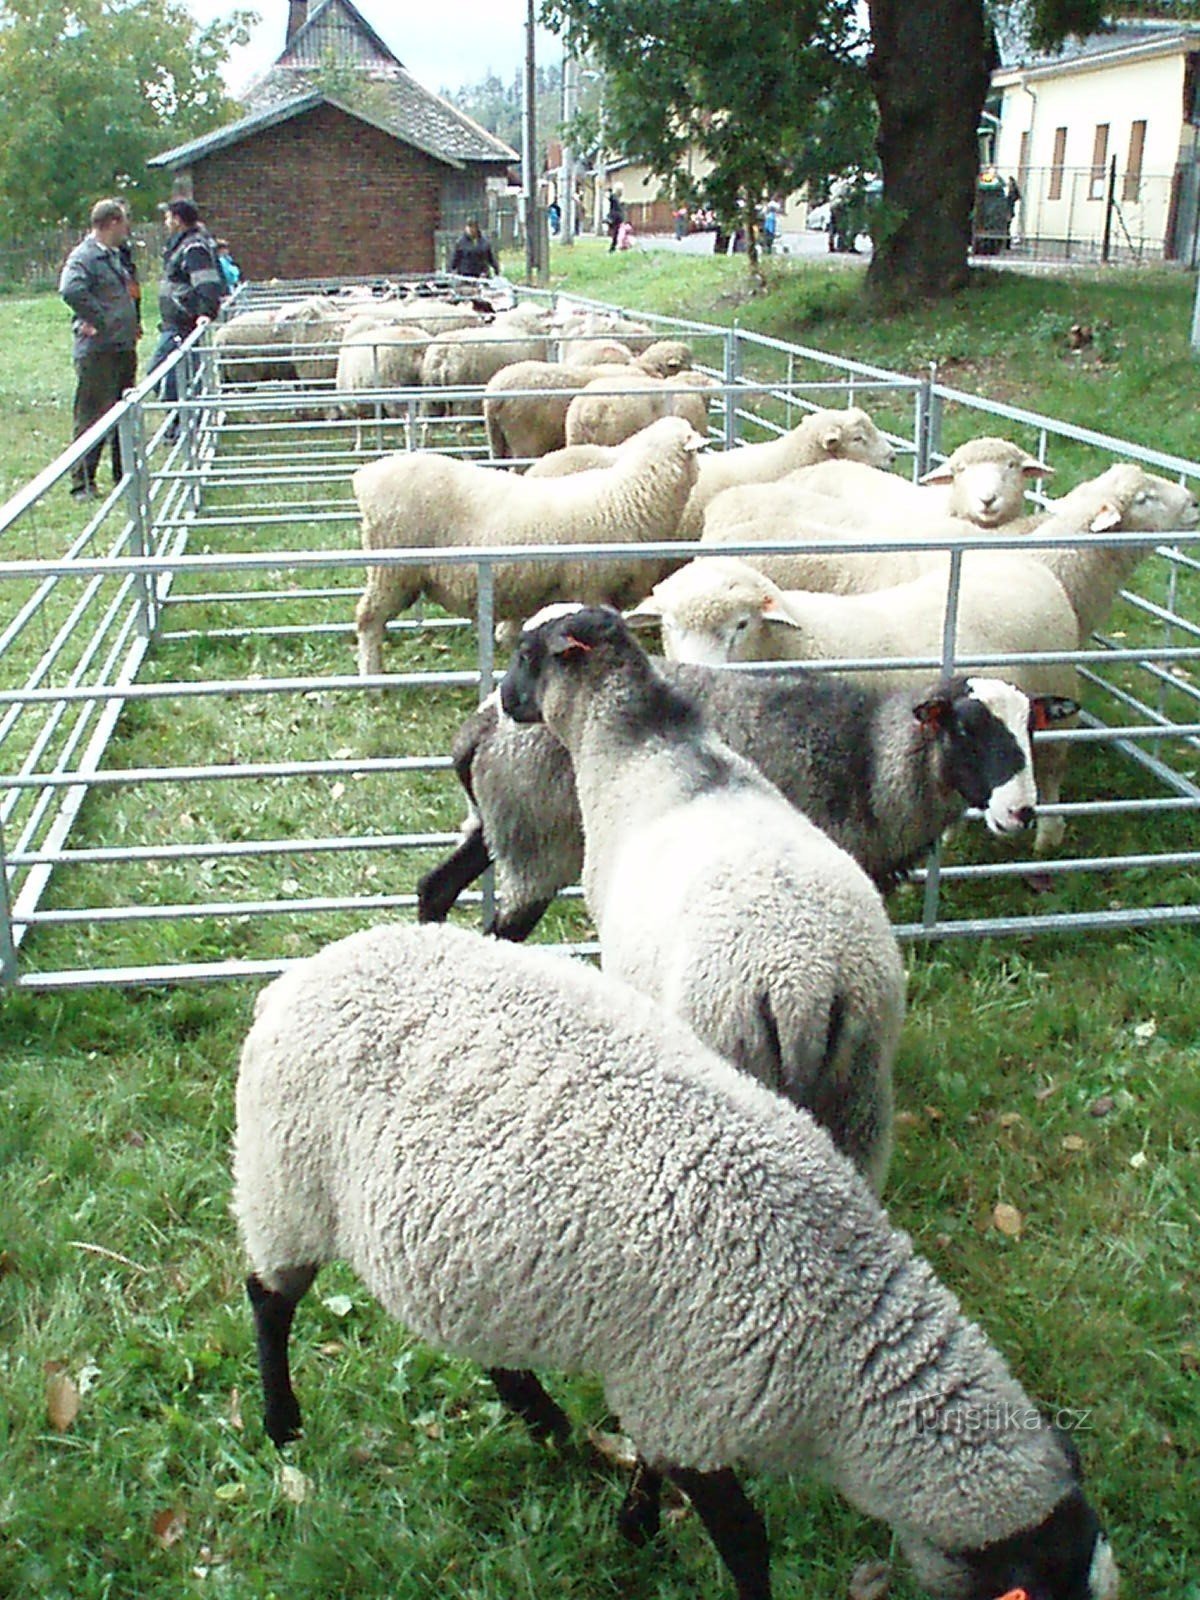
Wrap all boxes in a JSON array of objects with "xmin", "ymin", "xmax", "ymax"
[{"xmin": 0, "ymin": 285, "xmax": 1196, "ymax": 989}]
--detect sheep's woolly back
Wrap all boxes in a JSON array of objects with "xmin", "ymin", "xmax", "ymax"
[
  {"xmin": 676, "ymin": 407, "xmax": 895, "ymax": 536},
  {"xmin": 236, "ymin": 920, "xmax": 1079, "ymax": 1555},
  {"xmin": 351, "ymin": 417, "xmax": 702, "ymax": 658}
]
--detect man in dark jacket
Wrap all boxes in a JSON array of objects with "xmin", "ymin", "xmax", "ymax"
[
  {"xmin": 58, "ymin": 197, "xmax": 139, "ymax": 497},
  {"xmin": 450, "ymin": 218, "xmax": 499, "ymax": 278},
  {"xmin": 150, "ymin": 197, "xmax": 224, "ymax": 420}
]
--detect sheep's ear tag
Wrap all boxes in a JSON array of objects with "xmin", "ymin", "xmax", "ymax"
[
  {"xmin": 912, "ymin": 695, "xmax": 950, "ymax": 735},
  {"xmin": 550, "ymin": 632, "xmax": 593, "ymax": 661},
  {"xmin": 994, "ymin": 1590, "xmax": 1030, "ymax": 1600}
]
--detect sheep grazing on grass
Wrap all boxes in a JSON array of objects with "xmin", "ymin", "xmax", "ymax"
[
  {"xmin": 499, "ymin": 604, "xmax": 905, "ymax": 1190},
  {"xmin": 236, "ymin": 920, "xmax": 1119, "ymax": 1600},
  {"xmin": 564, "ymin": 369, "xmax": 719, "ymax": 448},
  {"xmin": 629, "ymin": 555, "xmax": 1082, "ymax": 854},
  {"xmin": 419, "ymin": 651, "xmax": 1066, "ymax": 941},
  {"xmin": 793, "ymin": 436, "xmax": 1052, "ymax": 529},
  {"xmin": 484, "ymin": 341, "xmax": 694, "ymax": 461},
  {"xmin": 352, "ymin": 416, "xmax": 706, "ymax": 675},
  {"xmin": 676, "ymin": 406, "xmax": 897, "ymax": 536}
]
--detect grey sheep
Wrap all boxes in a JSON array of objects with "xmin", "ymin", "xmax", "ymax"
[
  {"xmin": 498, "ymin": 604, "xmax": 906, "ymax": 1192},
  {"xmin": 236, "ymin": 919, "xmax": 1120, "ymax": 1600},
  {"xmin": 418, "ymin": 653, "xmax": 1073, "ymax": 940}
]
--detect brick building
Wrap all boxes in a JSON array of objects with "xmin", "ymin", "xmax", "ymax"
[{"xmin": 148, "ymin": 0, "xmax": 516, "ymax": 280}]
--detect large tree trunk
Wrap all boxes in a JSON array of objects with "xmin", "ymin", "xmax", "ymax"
[{"xmin": 866, "ymin": 0, "xmax": 994, "ymax": 302}]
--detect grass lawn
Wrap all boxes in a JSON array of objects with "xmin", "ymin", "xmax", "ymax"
[{"xmin": 1, "ymin": 255, "xmax": 1198, "ymax": 1600}]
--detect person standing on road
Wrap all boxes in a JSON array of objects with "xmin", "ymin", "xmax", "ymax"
[{"xmin": 58, "ymin": 197, "xmax": 139, "ymax": 498}]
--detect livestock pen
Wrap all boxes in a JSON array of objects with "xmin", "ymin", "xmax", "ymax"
[{"xmin": 0, "ymin": 280, "xmax": 1197, "ymax": 991}]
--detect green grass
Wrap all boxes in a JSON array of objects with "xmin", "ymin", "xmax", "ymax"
[{"xmin": 2, "ymin": 257, "xmax": 1199, "ymax": 1598}]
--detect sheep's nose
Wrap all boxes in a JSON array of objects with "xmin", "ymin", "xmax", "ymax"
[
  {"xmin": 979, "ymin": 493, "xmax": 997, "ymax": 508},
  {"xmin": 1014, "ymin": 805, "xmax": 1036, "ymax": 830}
]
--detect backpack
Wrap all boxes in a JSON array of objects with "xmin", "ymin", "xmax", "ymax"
[{"xmin": 217, "ymin": 252, "xmax": 240, "ymax": 293}]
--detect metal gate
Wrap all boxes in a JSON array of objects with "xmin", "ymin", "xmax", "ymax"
[{"xmin": 0, "ymin": 283, "xmax": 1196, "ymax": 989}]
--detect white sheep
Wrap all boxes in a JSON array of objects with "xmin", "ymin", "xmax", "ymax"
[
  {"xmin": 675, "ymin": 406, "xmax": 897, "ymax": 536},
  {"xmin": 419, "ymin": 311, "xmax": 554, "ymax": 423},
  {"xmin": 352, "ymin": 415, "xmax": 706, "ymax": 675},
  {"xmin": 500, "ymin": 604, "xmax": 905, "ymax": 1192},
  {"xmin": 552, "ymin": 305, "xmax": 656, "ymax": 360},
  {"xmin": 211, "ymin": 309, "xmax": 297, "ymax": 387},
  {"xmin": 793, "ymin": 435, "xmax": 1052, "ymax": 528},
  {"xmin": 236, "ymin": 919, "xmax": 1119, "ymax": 1600},
  {"xmin": 630, "ymin": 555, "xmax": 1081, "ymax": 854},
  {"xmin": 272, "ymin": 296, "xmax": 354, "ymax": 386},
  {"xmin": 334, "ymin": 324, "xmax": 427, "ymax": 407},
  {"xmin": 524, "ymin": 442, "xmax": 622, "ymax": 478},
  {"xmin": 484, "ymin": 340, "xmax": 695, "ymax": 461},
  {"xmin": 419, "ymin": 667, "xmax": 1074, "ymax": 940},
  {"xmin": 564, "ymin": 369, "xmax": 718, "ymax": 448}
]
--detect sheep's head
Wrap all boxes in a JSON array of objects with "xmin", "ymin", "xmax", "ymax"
[
  {"xmin": 899, "ymin": 1484, "xmax": 1118, "ymax": 1600},
  {"xmin": 920, "ymin": 438, "xmax": 1051, "ymax": 528},
  {"xmin": 804, "ymin": 406, "xmax": 896, "ymax": 470},
  {"xmin": 636, "ymin": 339, "xmax": 693, "ymax": 377},
  {"xmin": 914, "ymin": 677, "xmax": 1077, "ymax": 839},
  {"xmin": 499, "ymin": 604, "xmax": 666, "ymax": 733},
  {"xmin": 1108, "ymin": 466, "xmax": 1199, "ymax": 533},
  {"xmin": 626, "ymin": 556, "xmax": 800, "ymax": 664}
]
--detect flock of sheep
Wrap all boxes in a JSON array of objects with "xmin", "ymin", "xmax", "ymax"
[{"xmin": 222, "ymin": 286, "xmax": 1200, "ymax": 1599}]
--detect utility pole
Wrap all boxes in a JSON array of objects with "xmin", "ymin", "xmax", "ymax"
[
  {"xmin": 561, "ymin": 43, "xmax": 577, "ymax": 248},
  {"xmin": 522, "ymin": 0, "xmax": 539, "ymax": 282}
]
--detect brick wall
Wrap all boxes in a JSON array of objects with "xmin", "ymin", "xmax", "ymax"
[{"xmin": 188, "ymin": 103, "xmax": 445, "ymax": 279}]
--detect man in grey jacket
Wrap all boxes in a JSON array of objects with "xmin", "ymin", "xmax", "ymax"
[{"xmin": 58, "ymin": 197, "xmax": 139, "ymax": 498}]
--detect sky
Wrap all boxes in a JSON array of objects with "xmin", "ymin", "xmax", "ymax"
[{"xmin": 184, "ymin": 1, "xmax": 565, "ymax": 98}]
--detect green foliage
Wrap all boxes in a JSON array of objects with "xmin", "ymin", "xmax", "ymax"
[
  {"xmin": 542, "ymin": 0, "xmax": 877, "ymax": 241},
  {"xmin": 445, "ymin": 62, "xmax": 566, "ymax": 161},
  {"xmin": 0, "ymin": 0, "xmax": 257, "ymax": 225}
]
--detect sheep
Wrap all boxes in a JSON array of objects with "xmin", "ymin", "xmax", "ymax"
[
  {"xmin": 564, "ymin": 369, "xmax": 718, "ymax": 448},
  {"xmin": 211, "ymin": 309, "xmax": 297, "ymax": 387},
  {"xmin": 499, "ymin": 605, "xmax": 907, "ymax": 1190},
  {"xmin": 334, "ymin": 323, "xmax": 427, "ymax": 406},
  {"xmin": 1016, "ymin": 462, "xmax": 1199, "ymax": 639},
  {"xmin": 675, "ymin": 406, "xmax": 897, "ymax": 537},
  {"xmin": 236, "ymin": 919, "xmax": 1119, "ymax": 1600},
  {"xmin": 793, "ymin": 436, "xmax": 1052, "ymax": 529},
  {"xmin": 628, "ymin": 555, "xmax": 1081, "ymax": 854},
  {"xmin": 524, "ymin": 442, "xmax": 621, "ymax": 478},
  {"xmin": 418, "ymin": 652, "xmax": 1071, "ymax": 942},
  {"xmin": 273, "ymin": 296, "xmax": 355, "ymax": 386},
  {"xmin": 419, "ymin": 311, "xmax": 554, "ymax": 423},
  {"xmin": 552, "ymin": 305, "xmax": 657, "ymax": 359},
  {"xmin": 484, "ymin": 340, "xmax": 695, "ymax": 461},
  {"xmin": 352, "ymin": 415, "xmax": 706, "ymax": 675},
  {"xmin": 701, "ymin": 460, "xmax": 1200, "ymax": 612}
]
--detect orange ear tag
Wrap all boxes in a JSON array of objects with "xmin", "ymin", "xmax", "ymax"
[{"xmin": 995, "ymin": 1590, "xmax": 1030, "ymax": 1600}]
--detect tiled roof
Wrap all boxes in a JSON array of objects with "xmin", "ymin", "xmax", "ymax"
[
  {"xmin": 1001, "ymin": 17, "xmax": 1200, "ymax": 73},
  {"xmin": 151, "ymin": 0, "xmax": 516, "ymax": 170}
]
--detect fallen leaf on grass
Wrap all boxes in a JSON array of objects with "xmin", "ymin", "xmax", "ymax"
[
  {"xmin": 849, "ymin": 1558, "xmax": 892, "ymax": 1600},
  {"xmin": 1128, "ymin": 1150, "xmax": 1148, "ymax": 1170},
  {"xmin": 998, "ymin": 1112, "xmax": 1022, "ymax": 1129},
  {"xmin": 1132, "ymin": 1018, "xmax": 1157, "ymax": 1043},
  {"xmin": 278, "ymin": 1464, "xmax": 312, "ymax": 1504},
  {"xmin": 46, "ymin": 1368, "xmax": 80, "ymax": 1431},
  {"xmin": 214, "ymin": 1482, "xmax": 245, "ymax": 1504},
  {"xmin": 1034, "ymin": 1081, "xmax": 1058, "ymax": 1103},
  {"xmin": 153, "ymin": 1507, "xmax": 188, "ymax": 1548},
  {"xmin": 228, "ymin": 1388, "xmax": 244, "ymax": 1432},
  {"xmin": 1061, "ymin": 1135, "xmax": 1086, "ymax": 1152},
  {"xmin": 992, "ymin": 1203, "xmax": 1024, "ymax": 1238},
  {"xmin": 1090, "ymin": 1095, "xmax": 1115, "ymax": 1118}
]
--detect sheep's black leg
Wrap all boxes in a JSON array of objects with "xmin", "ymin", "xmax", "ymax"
[
  {"xmin": 247, "ymin": 1266, "xmax": 317, "ymax": 1447},
  {"xmin": 488, "ymin": 1367, "xmax": 571, "ymax": 1443},
  {"xmin": 617, "ymin": 1456, "xmax": 663, "ymax": 1547},
  {"xmin": 416, "ymin": 830, "xmax": 492, "ymax": 923},
  {"xmin": 667, "ymin": 1465, "xmax": 771, "ymax": 1600},
  {"xmin": 485, "ymin": 898, "xmax": 552, "ymax": 943}
]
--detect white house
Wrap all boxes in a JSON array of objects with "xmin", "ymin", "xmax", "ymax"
[{"xmin": 991, "ymin": 18, "xmax": 1200, "ymax": 262}]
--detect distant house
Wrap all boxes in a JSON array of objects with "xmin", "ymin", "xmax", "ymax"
[
  {"xmin": 148, "ymin": 0, "xmax": 517, "ymax": 280},
  {"xmin": 990, "ymin": 19, "xmax": 1200, "ymax": 262}
]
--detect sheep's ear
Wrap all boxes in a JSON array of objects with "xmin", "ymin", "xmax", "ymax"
[
  {"xmin": 623, "ymin": 601, "xmax": 663, "ymax": 632},
  {"xmin": 1030, "ymin": 695, "xmax": 1079, "ymax": 729},
  {"xmin": 1088, "ymin": 502, "xmax": 1123, "ymax": 533},
  {"xmin": 912, "ymin": 693, "xmax": 952, "ymax": 732},
  {"xmin": 548, "ymin": 632, "xmax": 593, "ymax": 661},
  {"xmin": 759, "ymin": 594, "xmax": 804, "ymax": 629},
  {"xmin": 1020, "ymin": 454, "xmax": 1053, "ymax": 479},
  {"xmin": 683, "ymin": 428, "xmax": 709, "ymax": 452},
  {"xmin": 821, "ymin": 427, "xmax": 847, "ymax": 456},
  {"xmin": 919, "ymin": 462, "xmax": 954, "ymax": 485}
]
